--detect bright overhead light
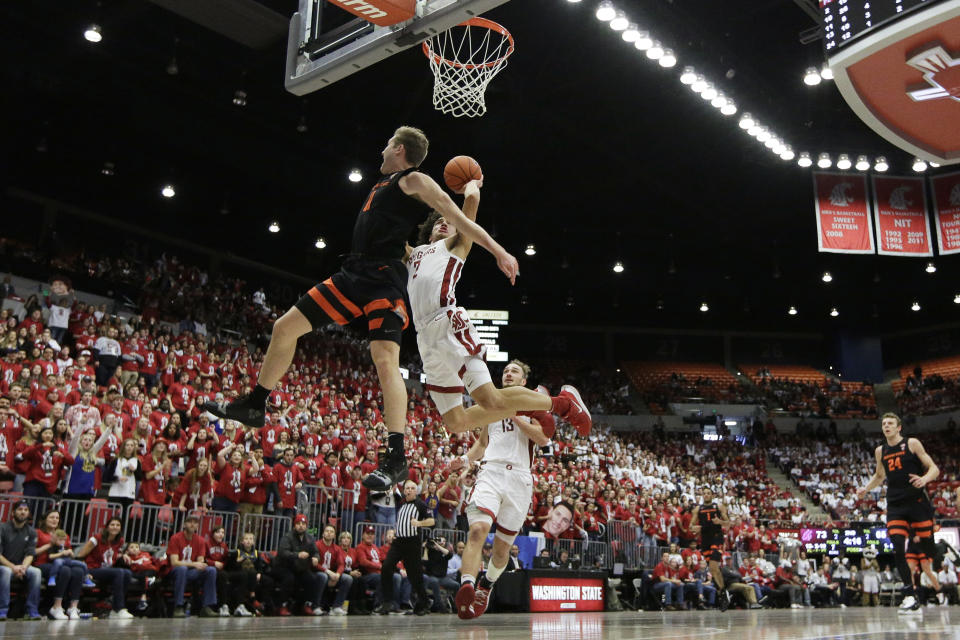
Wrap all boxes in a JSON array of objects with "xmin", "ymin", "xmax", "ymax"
[
  {"xmin": 711, "ymin": 94, "xmax": 728, "ymax": 108},
  {"xmin": 315, "ymin": 237, "xmax": 326, "ymax": 249},
  {"xmin": 739, "ymin": 113, "xmax": 754, "ymax": 129},
  {"xmin": 911, "ymin": 301, "xmax": 921, "ymax": 312},
  {"xmin": 780, "ymin": 146, "xmax": 795, "ymax": 161},
  {"xmin": 595, "ymin": 1, "xmax": 616, "ymax": 21},
  {"xmin": 756, "ymin": 128, "xmax": 772, "ymax": 142},
  {"xmin": 525, "ymin": 244, "xmax": 536, "ymax": 256},
  {"xmin": 268, "ymin": 221, "xmax": 280, "ymax": 233},
  {"xmin": 820, "ymin": 64, "xmax": 834, "ymax": 80},
  {"xmin": 84, "ymin": 24, "xmax": 102, "ymax": 43},
  {"xmin": 634, "ymin": 32, "xmax": 653, "ymax": 50},
  {"xmin": 925, "ymin": 261, "xmax": 937, "ymax": 274},
  {"xmin": 804, "ymin": 66, "xmax": 822, "ymax": 86},
  {"xmin": 621, "ymin": 23, "xmax": 640, "ymax": 42},
  {"xmin": 855, "ymin": 155, "xmax": 870, "ymax": 171},
  {"xmin": 659, "ymin": 49, "xmax": 677, "ymax": 67},
  {"xmin": 764, "ymin": 136, "xmax": 778, "ymax": 149},
  {"xmin": 646, "ymin": 42, "xmax": 665, "ymax": 60},
  {"xmin": 690, "ymin": 75, "xmax": 707, "ymax": 93},
  {"xmin": 817, "ymin": 152, "xmax": 832, "ymax": 169},
  {"xmin": 930, "ymin": 161, "xmax": 941, "ymax": 168},
  {"xmin": 613, "ymin": 261, "xmax": 624, "ymax": 274},
  {"xmin": 701, "ymin": 84, "xmax": 718, "ymax": 101},
  {"xmin": 954, "ymin": 294, "xmax": 960, "ymax": 304},
  {"xmin": 912, "ymin": 157, "xmax": 928, "ymax": 172},
  {"xmin": 680, "ymin": 66, "xmax": 697, "ymax": 84},
  {"xmin": 830, "ymin": 307, "xmax": 839, "ymax": 317},
  {"xmin": 232, "ymin": 90, "xmax": 247, "ymax": 107},
  {"xmin": 609, "ymin": 11, "xmax": 629, "ymax": 30},
  {"xmin": 348, "ymin": 169, "xmax": 363, "ymax": 183},
  {"xmin": 874, "ymin": 156, "xmax": 889, "ymax": 172},
  {"xmin": 747, "ymin": 124, "xmax": 762, "ymax": 137},
  {"xmin": 566, "ymin": 0, "xmax": 582, "ymax": 3},
  {"xmin": 836, "ymin": 154, "xmax": 852, "ymax": 170},
  {"xmin": 788, "ymin": 306, "xmax": 798, "ymax": 316},
  {"xmin": 720, "ymin": 101, "xmax": 737, "ymax": 116},
  {"xmin": 822, "ymin": 271, "xmax": 833, "ymax": 283},
  {"xmin": 101, "ymin": 161, "xmax": 115, "ymax": 176},
  {"xmin": 771, "ymin": 139, "xmax": 785, "ymax": 154},
  {"xmin": 699, "ymin": 302, "xmax": 709, "ymax": 313},
  {"xmin": 161, "ymin": 184, "xmax": 176, "ymax": 198},
  {"xmin": 798, "ymin": 151, "xmax": 813, "ymax": 168}
]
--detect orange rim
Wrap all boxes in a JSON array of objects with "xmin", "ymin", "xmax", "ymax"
[{"xmin": 422, "ymin": 17, "xmax": 515, "ymax": 70}]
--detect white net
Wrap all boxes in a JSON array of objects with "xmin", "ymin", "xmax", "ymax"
[{"xmin": 423, "ymin": 18, "xmax": 514, "ymax": 118}]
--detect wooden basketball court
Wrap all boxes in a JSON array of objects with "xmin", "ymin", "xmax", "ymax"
[{"xmin": 2, "ymin": 608, "xmax": 958, "ymax": 640}]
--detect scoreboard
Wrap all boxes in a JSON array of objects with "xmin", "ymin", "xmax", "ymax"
[
  {"xmin": 821, "ymin": 0, "xmax": 950, "ymax": 53},
  {"xmin": 800, "ymin": 526, "xmax": 895, "ymax": 556},
  {"xmin": 467, "ymin": 309, "xmax": 509, "ymax": 362}
]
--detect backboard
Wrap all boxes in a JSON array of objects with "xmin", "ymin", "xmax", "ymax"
[{"xmin": 285, "ymin": 0, "xmax": 512, "ymax": 96}]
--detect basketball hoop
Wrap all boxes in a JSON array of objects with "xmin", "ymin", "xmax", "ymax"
[{"xmin": 422, "ymin": 17, "xmax": 514, "ymax": 118}]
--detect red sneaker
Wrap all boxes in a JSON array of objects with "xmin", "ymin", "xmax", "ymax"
[
  {"xmin": 472, "ymin": 584, "xmax": 492, "ymax": 618},
  {"xmin": 559, "ymin": 385, "xmax": 592, "ymax": 436},
  {"xmin": 528, "ymin": 410, "xmax": 556, "ymax": 436},
  {"xmin": 302, "ymin": 604, "xmax": 314, "ymax": 616},
  {"xmin": 276, "ymin": 606, "xmax": 291, "ymax": 617},
  {"xmin": 455, "ymin": 583, "xmax": 477, "ymax": 620}
]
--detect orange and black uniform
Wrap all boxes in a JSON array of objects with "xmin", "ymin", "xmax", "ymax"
[
  {"xmin": 698, "ymin": 503, "xmax": 724, "ymax": 562},
  {"xmin": 882, "ymin": 437, "xmax": 936, "ymax": 595},
  {"xmin": 294, "ymin": 167, "xmax": 432, "ymax": 345},
  {"xmin": 882, "ymin": 439, "xmax": 935, "ymax": 542}
]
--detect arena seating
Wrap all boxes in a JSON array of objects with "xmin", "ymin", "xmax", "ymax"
[{"xmin": 893, "ymin": 356, "xmax": 960, "ymax": 415}]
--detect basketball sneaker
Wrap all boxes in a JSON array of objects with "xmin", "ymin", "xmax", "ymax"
[
  {"xmin": 558, "ymin": 385, "xmax": 592, "ymax": 436},
  {"xmin": 363, "ymin": 457, "xmax": 408, "ymax": 491},
  {"xmin": 471, "ymin": 584, "xmax": 492, "ymax": 619},
  {"xmin": 455, "ymin": 583, "xmax": 477, "ymax": 620},
  {"xmin": 898, "ymin": 594, "xmax": 921, "ymax": 614},
  {"xmin": 202, "ymin": 395, "xmax": 265, "ymax": 427},
  {"xmin": 717, "ymin": 589, "xmax": 730, "ymax": 612}
]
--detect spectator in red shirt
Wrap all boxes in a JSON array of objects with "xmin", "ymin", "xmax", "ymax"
[
  {"xmin": 18, "ymin": 423, "xmax": 73, "ymax": 497},
  {"xmin": 274, "ymin": 448, "xmax": 304, "ymax": 518},
  {"xmin": 75, "ymin": 517, "xmax": 134, "ymax": 619},
  {"xmin": 214, "ymin": 443, "xmax": 251, "ymax": 513},
  {"xmin": 436, "ymin": 471, "xmax": 461, "ymax": 530},
  {"xmin": 167, "ymin": 371, "xmax": 196, "ymax": 427},
  {"xmin": 354, "ymin": 525, "xmax": 388, "ymax": 607},
  {"xmin": 139, "ymin": 440, "xmax": 170, "ymax": 506},
  {"xmin": 119, "ymin": 541, "xmax": 157, "ymax": 613},
  {"xmin": 315, "ymin": 524, "xmax": 352, "ymax": 615},
  {"xmin": 167, "ymin": 514, "xmax": 219, "ymax": 617},
  {"xmin": 652, "ymin": 553, "xmax": 685, "ymax": 610}
]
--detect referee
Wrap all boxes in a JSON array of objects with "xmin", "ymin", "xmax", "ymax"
[{"xmin": 375, "ymin": 480, "xmax": 434, "ymax": 615}]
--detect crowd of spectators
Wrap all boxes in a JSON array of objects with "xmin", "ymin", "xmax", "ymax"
[
  {"xmin": 895, "ymin": 367, "xmax": 960, "ymax": 416},
  {"xmin": 751, "ymin": 375, "xmax": 878, "ymax": 421},
  {"xmin": 3, "ymin": 242, "xmax": 960, "ymax": 619}
]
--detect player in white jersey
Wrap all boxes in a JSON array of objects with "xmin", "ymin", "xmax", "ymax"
[
  {"xmin": 405, "ymin": 179, "xmax": 591, "ymax": 437},
  {"xmin": 447, "ymin": 359, "xmax": 552, "ymax": 620}
]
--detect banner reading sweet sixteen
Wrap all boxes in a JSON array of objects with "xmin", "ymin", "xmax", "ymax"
[
  {"xmin": 813, "ymin": 172, "xmax": 875, "ymax": 254},
  {"xmin": 871, "ymin": 175, "xmax": 932, "ymax": 256},
  {"xmin": 932, "ymin": 170, "xmax": 960, "ymax": 256}
]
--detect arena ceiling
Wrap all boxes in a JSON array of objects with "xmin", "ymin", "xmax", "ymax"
[{"xmin": 2, "ymin": 0, "xmax": 959, "ymax": 333}]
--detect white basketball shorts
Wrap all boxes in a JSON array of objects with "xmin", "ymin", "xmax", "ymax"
[{"xmin": 417, "ymin": 307, "xmax": 491, "ymax": 415}]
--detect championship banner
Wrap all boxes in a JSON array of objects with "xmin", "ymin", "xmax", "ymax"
[
  {"xmin": 871, "ymin": 175, "xmax": 933, "ymax": 257},
  {"xmin": 932, "ymin": 170, "xmax": 960, "ymax": 256},
  {"xmin": 813, "ymin": 172, "xmax": 875, "ymax": 254}
]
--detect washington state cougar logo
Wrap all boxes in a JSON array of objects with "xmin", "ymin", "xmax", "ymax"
[
  {"xmin": 829, "ymin": 183, "xmax": 855, "ymax": 207},
  {"xmin": 889, "ymin": 186, "xmax": 913, "ymax": 210},
  {"xmin": 907, "ymin": 43, "xmax": 960, "ymax": 102},
  {"xmin": 951, "ymin": 183, "xmax": 960, "ymax": 207}
]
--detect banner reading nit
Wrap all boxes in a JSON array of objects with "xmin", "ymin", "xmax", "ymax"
[
  {"xmin": 932, "ymin": 170, "xmax": 960, "ymax": 256},
  {"xmin": 871, "ymin": 175, "xmax": 932, "ymax": 257},
  {"xmin": 813, "ymin": 172, "xmax": 875, "ymax": 254}
]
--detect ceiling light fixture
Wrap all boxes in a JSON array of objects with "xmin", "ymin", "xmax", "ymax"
[
  {"xmin": 788, "ymin": 306, "xmax": 798, "ymax": 316},
  {"xmin": 874, "ymin": 156, "xmax": 889, "ymax": 172},
  {"xmin": 855, "ymin": 155, "xmax": 870, "ymax": 171},
  {"xmin": 836, "ymin": 154, "xmax": 852, "ymax": 170},
  {"xmin": 268, "ymin": 221, "xmax": 280, "ymax": 233},
  {"xmin": 925, "ymin": 261, "xmax": 937, "ymax": 274},
  {"xmin": 680, "ymin": 67, "xmax": 697, "ymax": 84},
  {"xmin": 595, "ymin": 1, "xmax": 616, "ymax": 21},
  {"xmin": 348, "ymin": 169, "xmax": 363, "ymax": 183},
  {"xmin": 525, "ymin": 244, "xmax": 536, "ymax": 256},
  {"xmin": 613, "ymin": 261, "xmax": 624, "ymax": 273},
  {"xmin": 720, "ymin": 101, "xmax": 737, "ymax": 115},
  {"xmin": 658, "ymin": 49, "xmax": 677, "ymax": 67},
  {"xmin": 820, "ymin": 64, "xmax": 834, "ymax": 80},
  {"xmin": 161, "ymin": 184, "xmax": 176, "ymax": 198},
  {"xmin": 739, "ymin": 113, "xmax": 754, "ymax": 129},
  {"xmin": 101, "ymin": 161, "xmax": 115, "ymax": 176},
  {"xmin": 822, "ymin": 271, "xmax": 833, "ymax": 283},
  {"xmin": 804, "ymin": 66, "xmax": 822, "ymax": 86},
  {"xmin": 232, "ymin": 89, "xmax": 247, "ymax": 107},
  {"xmin": 315, "ymin": 237, "xmax": 326, "ymax": 249},
  {"xmin": 621, "ymin": 23, "xmax": 640, "ymax": 42},
  {"xmin": 691, "ymin": 75, "xmax": 707, "ymax": 93},
  {"xmin": 912, "ymin": 157, "xmax": 928, "ymax": 172},
  {"xmin": 817, "ymin": 152, "xmax": 832, "ymax": 169},
  {"xmin": 699, "ymin": 302, "xmax": 709, "ymax": 312},
  {"xmin": 830, "ymin": 307, "xmax": 839, "ymax": 317},
  {"xmin": 798, "ymin": 152, "xmax": 813, "ymax": 168},
  {"xmin": 609, "ymin": 11, "xmax": 629, "ymax": 31},
  {"xmin": 84, "ymin": 24, "xmax": 102, "ymax": 43},
  {"xmin": 646, "ymin": 42, "xmax": 665, "ymax": 60},
  {"xmin": 911, "ymin": 301, "xmax": 921, "ymax": 312},
  {"xmin": 780, "ymin": 146, "xmax": 795, "ymax": 161}
]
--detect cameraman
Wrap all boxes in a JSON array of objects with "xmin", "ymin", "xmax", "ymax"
[{"xmin": 422, "ymin": 535, "xmax": 454, "ymax": 613}]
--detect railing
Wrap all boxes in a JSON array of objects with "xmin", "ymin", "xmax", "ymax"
[
  {"xmin": 541, "ymin": 537, "xmax": 609, "ymax": 569},
  {"xmin": 299, "ymin": 484, "xmax": 359, "ymax": 537},
  {"xmin": 240, "ymin": 512, "xmax": 291, "ymax": 552},
  {"xmin": 0, "ymin": 494, "xmax": 56, "ymax": 527},
  {"xmin": 352, "ymin": 521, "xmax": 466, "ymax": 548}
]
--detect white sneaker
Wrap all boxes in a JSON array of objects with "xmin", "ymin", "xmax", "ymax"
[
  {"xmin": 312, "ymin": 607, "xmax": 327, "ymax": 616},
  {"xmin": 112, "ymin": 609, "xmax": 134, "ymax": 620},
  {"xmin": 790, "ymin": 603, "xmax": 802, "ymax": 609},
  {"xmin": 330, "ymin": 607, "xmax": 348, "ymax": 616},
  {"xmin": 840, "ymin": 603, "xmax": 847, "ymax": 608},
  {"xmin": 898, "ymin": 595, "xmax": 920, "ymax": 614},
  {"xmin": 233, "ymin": 604, "xmax": 252, "ymax": 617},
  {"xmin": 67, "ymin": 608, "xmax": 81, "ymax": 620},
  {"xmin": 49, "ymin": 606, "xmax": 68, "ymax": 620},
  {"xmin": 219, "ymin": 604, "xmax": 231, "ymax": 617}
]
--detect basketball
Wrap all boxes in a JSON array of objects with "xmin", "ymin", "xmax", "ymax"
[{"xmin": 443, "ymin": 155, "xmax": 483, "ymax": 193}]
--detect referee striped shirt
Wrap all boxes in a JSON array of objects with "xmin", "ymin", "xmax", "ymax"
[{"xmin": 396, "ymin": 498, "xmax": 431, "ymax": 539}]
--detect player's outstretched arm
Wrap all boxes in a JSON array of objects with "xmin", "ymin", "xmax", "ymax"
[
  {"xmin": 448, "ymin": 180, "xmax": 480, "ymax": 259},
  {"xmin": 511, "ymin": 415, "xmax": 550, "ymax": 446},
  {"xmin": 856, "ymin": 447, "xmax": 886, "ymax": 498},
  {"xmin": 400, "ymin": 171, "xmax": 518, "ymax": 284}
]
